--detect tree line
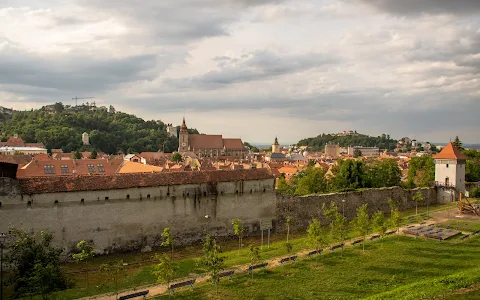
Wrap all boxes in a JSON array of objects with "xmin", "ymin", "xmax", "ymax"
[
  {"xmin": 278, "ymin": 158, "xmax": 403, "ymax": 195},
  {"xmin": 297, "ymin": 133, "xmax": 399, "ymax": 151},
  {"xmin": 0, "ymin": 103, "xmax": 199, "ymax": 154}
]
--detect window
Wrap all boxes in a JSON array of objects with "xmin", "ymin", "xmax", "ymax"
[
  {"xmin": 87, "ymin": 164, "xmax": 95, "ymax": 172},
  {"xmin": 43, "ymin": 165, "xmax": 55, "ymax": 174},
  {"xmin": 61, "ymin": 165, "xmax": 69, "ymax": 174},
  {"xmin": 446, "ymin": 164, "xmax": 449, "ymax": 168},
  {"xmin": 97, "ymin": 164, "xmax": 105, "ymax": 172}
]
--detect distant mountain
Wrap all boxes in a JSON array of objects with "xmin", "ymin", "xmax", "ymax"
[
  {"xmin": 297, "ymin": 133, "xmax": 398, "ymax": 151},
  {"xmin": 0, "ymin": 102, "xmax": 198, "ymax": 154},
  {"xmin": 435, "ymin": 143, "xmax": 480, "ymax": 150}
]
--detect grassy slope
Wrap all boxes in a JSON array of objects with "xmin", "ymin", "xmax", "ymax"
[
  {"xmin": 19, "ymin": 202, "xmax": 461, "ymax": 299},
  {"xmin": 153, "ymin": 236, "xmax": 480, "ymax": 300}
]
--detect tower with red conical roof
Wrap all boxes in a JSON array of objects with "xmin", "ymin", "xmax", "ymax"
[
  {"xmin": 433, "ymin": 142, "xmax": 466, "ymax": 192},
  {"xmin": 178, "ymin": 118, "xmax": 189, "ymax": 152}
]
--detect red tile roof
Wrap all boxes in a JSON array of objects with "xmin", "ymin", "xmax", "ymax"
[
  {"xmin": 189, "ymin": 134, "xmax": 224, "ymax": 149},
  {"xmin": 433, "ymin": 142, "xmax": 467, "ymax": 160},
  {"xmin": 17, "ymin": 158, "xmax": 123, "ymax": 177},
  {"xmin": 223, "ymin": 138, "xmax": 244, "ymax": 149},
  {"xmin": 18, "ymin": 169, "xmax": 274, "ymax": 194}
]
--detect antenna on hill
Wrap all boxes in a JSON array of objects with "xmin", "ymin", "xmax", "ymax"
[{"xmin": 72, "ymin": 96, "xmax": 94, "ymax": 106}]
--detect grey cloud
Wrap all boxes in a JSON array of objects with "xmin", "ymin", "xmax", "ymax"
[
  {"xmin": 77, "ymin": 0, "xmax": 287, "ymax": 44},
  {"xmin": 355, "ymin": 0, "xmax": 480, "ymax": 16},
  {"xmin": 0, "ymin": 47, "xmax": 157, "ymax": 95},
  {"xmin": 167, "ymin": 50, "xmax": 338, "ymax": 88}
]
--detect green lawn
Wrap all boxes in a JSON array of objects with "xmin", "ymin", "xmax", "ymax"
[
  {"xmin": 13, "ymin": 202, "xmax": 465, "ymax": 299},
  {"xmin": 153, "ymin": 236, "xmax": 480, "ymax": 300}
]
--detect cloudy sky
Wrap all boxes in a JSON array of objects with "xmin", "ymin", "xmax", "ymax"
[{"xmin": 1, "ymin": 0, "xmax": 479, "ymax": 144}]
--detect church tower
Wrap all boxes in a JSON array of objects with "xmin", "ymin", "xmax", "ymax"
[
  {"xmin": 433, "ymin": 142, "xmax": 466, "ymax": 192},
  {"xmin": 178, "ymin": 118, "xmax": 189, "ymax": 152},
  {"xmin": 272, "ymin": 137, "xmax": 280, "ymax": 153}
]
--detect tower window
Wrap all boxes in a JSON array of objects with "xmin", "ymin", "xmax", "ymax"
[{"xmin": 446, "ymin": 164, "xmax": 449, "ymax": 168}]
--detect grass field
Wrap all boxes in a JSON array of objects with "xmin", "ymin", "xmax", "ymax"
[
  {"xmin": 153, "ymin": 236, "xmax": 480, "ymax": 300},
  {"xmin": 11, "ymin": 202, "xmax": 471, "ymax": 299}
]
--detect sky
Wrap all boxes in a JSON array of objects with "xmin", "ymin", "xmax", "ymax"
[{"xmin": 1, "ymin": 0, "xmax": 479, "ymax": 144}]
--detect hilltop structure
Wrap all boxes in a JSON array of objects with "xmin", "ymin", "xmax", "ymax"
[
  {"xmin": 178, "ymin": 118, "xmax": 246, "ymax": 158},
  {"xmin": 433, "ymin": 142, "xmax": 467, "ymax": 192}
]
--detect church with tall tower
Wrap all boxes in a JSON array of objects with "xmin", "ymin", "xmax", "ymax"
[{"xmin": 177, "ymin": 118, "xmax": 246, "ymax": 159}]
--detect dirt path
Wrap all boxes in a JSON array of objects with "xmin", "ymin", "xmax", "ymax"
[{"xmin": 82, "ymin": 220, "xmax": 442, "ymax": 300}]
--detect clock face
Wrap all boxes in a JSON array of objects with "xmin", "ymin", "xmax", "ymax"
[{"xmin": 182, "ymin": 142, "xmax": 186, "ymax": 146}]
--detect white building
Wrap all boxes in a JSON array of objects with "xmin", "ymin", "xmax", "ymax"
[
  {"xmin": 347, "ymin": 146, "xmax": 380, "ymax": 157},
  {"xmin": 166, "ymin": 124, "xmax": 177, "ymax": 138},
  {"xmin": 0, "ymin": 146, "xmax": 47, "ymax": 155},
  {"xmin": 433, "ymin": 142, "xmax": 466, "ymax": 192},
  {"xmin": 82, "ymin": 132, "xmax": 90, "ymax": 145}
]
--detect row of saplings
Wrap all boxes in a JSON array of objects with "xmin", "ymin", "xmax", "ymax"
[
  {"xmin": 151, "ymin": 198, "xmax": 405, "ymax": 296},
  {"xmin": 3, "ymin": 198, "xmax": 405, "ymax": 299}
]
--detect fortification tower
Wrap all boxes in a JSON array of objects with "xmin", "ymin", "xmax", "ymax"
[
  {"xmin": 272, "ymin": 137, "xmax": 280, "ymax": 153},
  {"xmin": 82, "ymin": 132, "xmax": 90, "ymax": 145},
  {"xmin": 178, "ymin": 118, "xmax": 189, "ymax": 152},
  {"xmin": 433, "ymin": 142, "xmax": 466, "ymax": 192}
]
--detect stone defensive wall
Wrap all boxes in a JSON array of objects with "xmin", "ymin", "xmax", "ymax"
[
  {"xmin": 276, "ymin": 186, "xmax": 456, "ymax": 232},
  {"xmin": 0, "ymin": 169, "xmax": 277, "ymax": 253},
  {"xmin": 0, "ymin": 169, "xmax": 458, "ymax": 254}
]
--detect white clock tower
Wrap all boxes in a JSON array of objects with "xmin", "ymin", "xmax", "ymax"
[{"xmin": 178, "ymin": 118, "xmax": 189, "ymax": 152}]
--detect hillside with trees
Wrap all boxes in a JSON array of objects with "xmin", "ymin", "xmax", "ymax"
[
  {"xmin": 297, "ymin": 133, "xmax": 398, "ymax": 151},
  {"xmin": 0, "ymin": 102, "xmax": 199, "ymax": 154}
]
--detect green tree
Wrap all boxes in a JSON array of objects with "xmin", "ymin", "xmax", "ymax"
[
  {"xmin": 100, "ymin": 260, "xmax": 124, "ymax": 299},
  {"xmin": 277, "ymin": 174, "xmax": 295, "ymax": 195},
  {"xmin": 412, "ymin": 191, "xmax": 424, "ymax": 215},
  {"xmin": 171, "ymin": 152, "xmax": 183, "ymax": 162},
  {"xmin": 73, "ymin": 150, "xmax": 82, "ymax": 159},
  {"xmin": 200, "ymin": 234, "xmax": 225, "ymax": 291},
  {"xmin": 307, "ymin": 219, "xmax": 327, "ymax": 263},
  {"xmin": 407, "ymin": 156, "xmax": 435, "ymax": 187},
  {"xmin": 331, "ymin": 159, "xmax": 366, "ymax": 191},
  {"xmin": 232, "ymin": 219, "xmax": 244, "ymax": 254},
  {"xmin": 285, "ymin": 216, "xmax": 294, "ymax": 253},
  {"xmin": 6, "ymin": 228, "xmax": 68, "ymax": 299},
  {"xmin": 152, "ymin": 253, "xmax": 175, "ymax": 288},
  {"xmin": 72, "ymin": 240, "xmax": 95, "ymax": 288},
  {"xmin": 295, "ymin": 167, "xmax": 328, "ymax": 195},
  {"xmin": 161, "ymin": 227, "xmax": 174, "ymax": 261},
  {"xmin": 353, "ymin": 204, "xmax": 370, "ymax": 252},
  {"xmin": 452, "ymin": 136, "xmax": 464, "ymax": 150},
  {"xmin": 249, "ymin": 245, "xmax": 260, "ymax": 279},
  {"xmin": 323, "ymin": 202, "xmax": 347, "ymax": 243},
  {"xmin": 89, "ymin": 149, "xmax": 98, "ymax": 159},
  {"xmin": 372, "ymin": 211, "xmax": 388, "ymax": 241},
  {"xmin": 388, "ymin": 198, "xmax": 403, "ymax": 240},
  {"xmin": 466, "ymin": 159, "xmax": 480, "ymax": 182},
  {"xmin": 365, "ymin": 159, "xmax": 401, "ymax": 188}
]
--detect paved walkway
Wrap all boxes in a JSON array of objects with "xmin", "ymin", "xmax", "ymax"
[{"xmin": 83, "ymin": 220, "xmax": 444, "ymax": 300}]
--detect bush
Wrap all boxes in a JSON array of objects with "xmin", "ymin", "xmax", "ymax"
[{"xmin": 470, "ymin": 187, "xmax": 480, "ymax": 198}]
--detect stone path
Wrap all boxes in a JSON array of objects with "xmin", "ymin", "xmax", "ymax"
[{"xmin": 82, "ymin": 220, "xmax": 444, "ymax": 300}]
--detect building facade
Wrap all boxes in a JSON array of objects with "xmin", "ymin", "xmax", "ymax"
[
  {"xmin": 325, "ymin": 143, "xmax": 340, "ymax": 158},
  {"xmin": 178, "ymin": 118, "xmax": 246, "ymax": 158},
  {"xmin": 347, "ymin": 146, "xmax": 380, "ymax": 157}
]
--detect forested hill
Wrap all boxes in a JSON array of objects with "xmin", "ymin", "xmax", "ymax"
[
  {"xmin": 297, "ymin": 133, "xmax": 398, "ymax": 151},
  {"xmin": 0, "ymin": 103, "xmax": 198, "ymax": 154}
]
